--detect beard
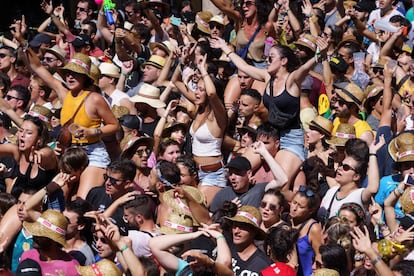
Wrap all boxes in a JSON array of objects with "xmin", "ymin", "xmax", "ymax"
[{"xmin": 337, "ymin": 108, "xmax": 351, "ymax": 119}]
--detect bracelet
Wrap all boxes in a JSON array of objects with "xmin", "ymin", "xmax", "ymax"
[
  {"xmin": 371, "ymin": 255, "xmax": 382, "ymax": 266},
  {"xmin": 95, "ymin": 128, "xmax": 102, "ymax": 136},
  {"xmin": 369, "ymin": 153, "xmax": 377, "ymax": 157},
  {"xmin": 226, "ymin": 51, "xmax": 234, "ymax": 57},
  {"xmin": 395, "ymin": 187, "xmax": 404, "ymax": 195},
  {"xmin": 120, "ymin": 245, "xmax": 128, "ymax": 252},
  {"xmin": 216, "ymin": 235, "xmax": 225, "ymax": 240}
]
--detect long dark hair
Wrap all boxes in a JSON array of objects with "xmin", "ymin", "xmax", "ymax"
[
  {"xmin": 272, "ymin": 45, "xmax": 300, "ymax": 72},
  {"xmin": 22, "ymin": 115, "xmax": 49, "ymax": 148}
]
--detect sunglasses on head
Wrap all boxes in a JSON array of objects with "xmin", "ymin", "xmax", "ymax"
[
  {"xmin": 338, "ymin": 161, "xmax": 356, "ymax": 172},
  {"xmin": 77, "ymin": 6, "xmax": 88, "ymax": 12},
  {"xmin": 103, "ymin": 173, "xmax": 124, "ymax": 185},
  {"xmin": 0, "ymin": 53, "xmax": 9, "ymax": 59},
  {"xmin": 209, "ymin": 22, "xmax": 223, "ymax": 30},
  {"xmin": 135, "ymin": 148, "xmax": 151, "ymax": 157},
  {"xmin": 260, "ymin": 201, "xmax": 278, "ymax": 211},
  {"xmin": 298, "ymin": 185, "xmax": 315, "ymax": 197}
]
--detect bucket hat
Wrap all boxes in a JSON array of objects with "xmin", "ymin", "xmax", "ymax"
[
  {"xmin": 223, "ymin": 205, "xmax": 267, "ymax": 240},
  {"xmin": 326, "ymin": 123, "xmax": 356, "ymax": 147},
  {"xmin": 130, "ymin": 83, "xmax": 166, "ymax": 108},
  {"xmin": 23, "ymin": 209, "xmax": 68, "ymax": 248}
]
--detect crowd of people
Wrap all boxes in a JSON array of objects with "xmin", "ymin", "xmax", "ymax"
[{"xmin": 0, "ymin": 0, "xmax": 413, "ymax": 275}]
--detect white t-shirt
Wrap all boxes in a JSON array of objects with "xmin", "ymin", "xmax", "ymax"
[
  {"xmin": 319, "ymin": 186, "xmax": 365, "ymax": 219},
  {"xmin": 367, "ymin": 8, "xmax": 403, "ymax": 27}
]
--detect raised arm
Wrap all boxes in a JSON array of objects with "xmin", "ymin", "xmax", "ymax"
[
  {"xmin": 384, "ymin": 181, "xmax": 406, "ymax": 233},
  {"xmin": 97, "ymin": 5, "xmax": 115, "ymax": 44},
  {"xmin": 362, "ymin": 136, "xmax": 385, "ymax": 203},
  {"xmin": 210, "ymin": 0, "xmax": 242, "ymax": 31}
]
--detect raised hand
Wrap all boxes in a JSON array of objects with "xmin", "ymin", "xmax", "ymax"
[{"xmin": 369, "ymin": 134, "xmax": 385, "ymax": 154}]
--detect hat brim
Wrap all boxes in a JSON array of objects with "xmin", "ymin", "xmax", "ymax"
[
  {"xmin": 388, "ymin": 135, "xmax": 414, "ymax": 162},
  {"xmin": 131, "ymin": 95, "xmax": 166, "ymax": 109},
  {"xmin": 23, "ymin": 221, "xmax": 68, "ymax": 248},
  {"xmin": 335, "ymin": 90, "xmax": 364, "ymax": 111},
  {"xmin": 41, "ymin": 48, "xmax": 67, "ymax": 64},
  {"xmin": 149, "ymin": 42, "xmax": 170, "ymax": 55},
  {"xmin": 141, "ymin": 61, "xmax": 164, "ymax": 70},
  {"xmin": 309, "ymin": 121, "xmax": 331, "ymax": 137},
  {"xmin": 326, "ymin": 136, "xmax": 348, "ymax": 147},
  {"xmin": 121, "ymin": 137, "xmax": 154, "ymax": 159},
  {"xmin": 223, "ymin": 216, "xmax": 267, "ymax": 240},
  {"xmin": 146, "ymin": 1, "xmax": 170, "ymax": 16},
  {"xmin": 294, "ymin": 41, "xmax": 316, "ymax": 53},
  {"xmin": 57, "ymin": 65, "xmax": 94, "ymax": 84},
  {"xmin": 161, "ymin": 123, "xmax": 188, "ymax": 138}
]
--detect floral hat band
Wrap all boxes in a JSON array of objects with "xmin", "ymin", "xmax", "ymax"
[
  {"xmin": 299, "ymin": 37, "xmax": 316, "ymax": 49},
  {"xmin": 69, "ymin": 58, "xmax": 90, "ymax": 72},
  {"xmin": 164, "ymin": 220, "xmax": 193, "ymax": 233},
  {"xmin": 37, "ymin": 217, "xmax": 66, "ymax": 235},
  {"xmin": 28, "ymin": 111, "xmax": 50, "ymax": 122},
  {"xmin": 91, "ymin": 264, "xmax": 103, "ymax": 276},
  {"xmin": 398, "ymin": 150, "xmax": 414, "ymax": 159},
  {"xmin": 236, "ymin": 211, "xmax": 259, "ymax": 227},
  {"xmin": 335, "ymin": 132, "xmax": 356, "ymax": 139},
  {"xmin": 196, "ymin": 14, "xmax": 209, "ymax": 28}
]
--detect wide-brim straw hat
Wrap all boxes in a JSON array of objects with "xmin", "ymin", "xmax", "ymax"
[
  {"xmin": 77, "ymin": 259, "xmax": 122, "ymax": 276},
  {"xmin": 89, "ymin": 64, "xmax": 100, "ymax": 86},
  {"xmin": 388, "ymin": 132, "xmax": 414, "ymax": 162},
  {"xmin": 163, "ymin": 185, "xmax": 206, "ymax": 225},
  {"xmin": 121, "ymin": 136, "xmax": 154, "ymax": 159},
  {"xmin": 326, "ymin": 123, "xmax": 356, "ymax": 147},
  {"xmin": 209, "ymin": 15, "xmax": 225, "ymax": 25},
  {"xmin": 314, "ymin": 268, "xmax": 340, "ymax": 276},
  {"xmin": 309, "ymin": 115, "xmax": 333, "ymax": 137},
  {"xmin": 41, "ymin": 45, "xmax": 67, "ymax": 64},
  {"xmin": 149, "ymin": 40, "xmax": 175, "ymax": 56},
  {"xmin": 28, "ymin": 105, "xmax": 53, "ymax": 130},
  {"xmin": 294, "ymin": 34, "xmax": 317, "ymax": 53},
  {"xmin": 223, "ymin": 205, "xmax": 267, "ymax": 240},
  {"xmin": 196, "ymin": 11, "xmax": 213, "ymax": 34},
  {"xmin": 161, "ymin": 121, "xmax": 188, "ymax": 138},
  {"xmin": 141, "ymin": 55, "xmax": 166, "ymax": 70},
  {"xmin": 99, "ymin": 62, "xmax": 121, "ymax": 78},
  {"xmin": 112, "ymin": 105, "xmax": 130, "ymax": 119},
  {"xmin": 23, "ymin": 209, "xmax": 68, "ymax": 248},
  {"xmin": 333, "ymin": 82, "xmax": 366, "ymax": 111},
  {"xmin": 159, "ymin": 212, "xmax": 194, "ymax": 234},
  {"xmin": 57, "ymin": 53, "xmax": 93, "ymax": 83},
  {"xmin": 130, "ymin": 83, "xmax": 166, "ymax": 108},
  {"xmin": 400, "ymin": 187, "xmax": 414, "ymax": 214}
]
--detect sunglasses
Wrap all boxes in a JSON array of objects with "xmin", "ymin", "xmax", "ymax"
[
  {"xmin": 298, "ymin": 185, "xmax": 315, "ymax": 197},
  {"xmin": 373, "ymin": 67, "xmax": 383, "ymax": 74},
  {"xmin": 43, "ymin": 56, "xmax": 57, "ymax": 63},
  {"xmin": 103, "ymin": 173, "xmax": 124, "ymax": 185},
  {"xmin": 239, "ymin": 129, "xmax": 255, "ymax": 138},
  {"xmin": 243, "ymin": 0, "xmax": 256, "ymax": 7},
  {"xmin": 77, "ymin": 6, "xmax": 88, "ymax": 12},
  {"xmin": 260, "ymin": 201, "xmax": 278, "ymax": 211},
  {"xmin": 79, "ymin": 29, "xmax": 90, "ymax": 34},
  {"xmin": 209, "ymin": 22, "xmax": 223, "ymax": 30},
  {"xmin": 98, "ymin": 74, "xmax": 108, "ymax": 79},
  {"xmin": 5, "ymin": 95, "xmax": 21, "ymax": 101},
  {"xmin": 93, "ymin": 235, "xmax": 108, "ymax": 244},
  {"xmin": 338, "ymin": 161, "xmax": 356, "ymax": 172},
  {"xmin": 337, "ymin": 98, "xmax": 347, "ymax": 106},
  {"xmin": 0, "ymin": 53, "xmax": 9, "ymax": 59},
  {"xmin": 135, "ymin": 148, "xmax": 151, "ymax": 157}
]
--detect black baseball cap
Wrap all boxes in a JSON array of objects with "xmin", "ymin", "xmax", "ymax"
[{"xmin": 226, "ymin": 156, "xmax": 251, "ymax": 171}]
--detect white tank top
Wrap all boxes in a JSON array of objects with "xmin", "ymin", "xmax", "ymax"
[{"xmin": 189, "ymin": 122, "xmax": 222, "ymax": 157}]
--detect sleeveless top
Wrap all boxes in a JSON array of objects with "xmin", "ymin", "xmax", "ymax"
[
  {"xmin": 189, "ymin": 122, "xmax": 222, "ymax": 157},
  {"xmin": 332, "ymin": 117, "xmax": 372, "ymax": 139},
  {"xmin": 61, "ymin": 91, "xmax": 101, "ymax": 144},
  {"xmin": 263, "ymin": 77, "xmax": 301, "ymax": 130},
  {"xmin": 235, "ymin": 27, "xmax": 265, "ymax": 62},
  {"xmin": 296, "ymin": 220, "xmax": 317, "ymax": 276}
]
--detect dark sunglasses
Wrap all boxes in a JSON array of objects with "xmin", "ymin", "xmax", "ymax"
[
  {"xmin": 43, "ymin": 57, "xmax": 57, "ymax": 63},
  {"xmin": 135, "ymin": 148, "xmax": 151, "ymax": 157},
  {"xmin": 298, "ymin": 185, "xmax": 315, "ymax": 197},
  {"xmin": 239, "ymin": 128, "xmax": 256, "ymax": 138},
  {"xmin": 93, "ymin": 235, "xmax": 108, "ymax": 244},
  {"xmin": 77, "ymin": 6, "xmax": 88, "ymax": 12},
  {"xmin": 5, "ymin": 95, "xmax": 21, "ymax": 101},
  {"xmin": 79, "ymin": 29, "xmax": 90, "ymax": 34},
  {"xmin": 0, "ymin": 53, "xmax": 9, "ymax": 59},
  {"xmin": 260, "ymin": 201, "xmax": 278, "ymax": 211},
  {"xmin": 209, "ymin": 22, "xmax": 223, "ymax": 30},
  {"xmin": 243, "ymin": 0, "xmax": 256, "ymax": 7},
  {"xmin": 337, "ymin": 98, "xmax": 347, "ymax": 106},
  {"xmin": 338, "ymin": 161, "xmax": 356, "ymax": 172},
  {"xmin": 103, "ymin": 173, "xmax": 124, "ymax": 185},
  {"xmin": 98, "ymin": 74, "xmax": 108, "ymax": 79},
  {"xmin": 373, "ymin": 67, "xmax": 383, "ymax": 74}
]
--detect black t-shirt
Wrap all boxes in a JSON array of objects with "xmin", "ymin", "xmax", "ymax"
[{"xmin": 230, "ymin": 244, "xmax": 272, "ymax": 276}]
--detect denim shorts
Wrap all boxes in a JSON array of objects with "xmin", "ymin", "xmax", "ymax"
[
  {"xmin": 280, "ymin": 128, "xmax": 305, "ymax": 161},
  {"xmin": 198, "ymin": 167, "xmax": 227, "ymax": 188},
  {"xmin": 82, "ymin": 141, "xmax": 111, "ymax": 168}
]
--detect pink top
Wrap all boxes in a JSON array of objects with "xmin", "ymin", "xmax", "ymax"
[{"xmin": 20, "ymin": 249, "xmax": 80, "ymax": 276}]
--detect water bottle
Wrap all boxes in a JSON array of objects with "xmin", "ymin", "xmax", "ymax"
[{"xmin": 264, "ymin": 37, "xmax": 274, "ymax": 57}]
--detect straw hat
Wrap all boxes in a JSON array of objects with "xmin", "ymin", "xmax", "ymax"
[
  {"xmin": 159, "ymin": 212, "xmax": 194, "ymax": 234},
  {"xmin": 337, "ymin": 34, "xmax": 361, "ymax": 50},
  {"xmin": 145, "ymin": 0, "xmax": 170, "ymax": 17},
  {"xmin": 294, "ymin": 34, "xmax": 317, "ymax": 53},
  {"xmin": 309, "ymin": 115, "xmax": 333, "ymax": 137},
  {"xmin": 400, "ymin": 187, "xmax": 414, "ymax": 214},
  {"xmin": 196, "ymin": 11, "xmax": 213, "ymax": 34},
  {"xmin": 89, "ymin": 64, "xmax": 100, "ymax": 86},
  {"xmin": 41, "ymin": 45, "xmax": 67, "ymax": 64},
  {"xmin": 388, "ymin": 132, "xmax": 414, "ymax": 162},
  {"xmin": 23, "ymin": 209, "xmax": 68, "ymax": 248},
  {"xmin": 141, "ymin": 55, "xmax": 166, "ymax": 70},
  {"xmin": 57, "ymin": 53, "xmax": 93, "ymax": 82},
  {"xmin": 77, "ymin": 259, "xmax": 122, "ymax": 276},
  {"xmin": 161, "ymin": 121, "xmax": 188, "ymax": 138},
  {"xmin": 223, "ymin": 205, "xmax": 267, "ymax": 240},
  {"xmin": 28, "ymin": 105, "xmax": 53, "ymax": 130},
  {"xmin": 326, "ymin": 123, "xmax": 356, "ymax": 147},
  {"xmin": 149, "ymin": 40, "xmax": 176, "ymax": 56},
  {"xmin": 130, "ymin": 83, "xmax": 166, "ymax": 108},
  {"xmin": 209, "ymin": 15, "xmax": 225, "ymax": 25},
  {"xmin": 314, "ymin": 268, "xmax": 340, "ymax": 276},
  {"xmin": 99, "ymin": 62, "xmax": 121, "ymax": 78},
  {"xmin": 121, "ymin": 136, "xmax": 154, "ymax": 159},
  {"xmin": 112, "ymin": 105, "xmax": 130, "ymax": 119},
  {"xmin": 333, "ymin": 82, "xmax": 366, "ymax": 110}
]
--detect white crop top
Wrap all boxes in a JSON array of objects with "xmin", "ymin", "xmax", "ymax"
[{"xmin": 189, "ymin": 122, "xmax": 223, "ymax": 157}]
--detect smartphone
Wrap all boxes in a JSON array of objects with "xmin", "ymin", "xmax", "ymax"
[{"xmin": 404, "ymin": 174, "xmax": 414, "ymax": 186}]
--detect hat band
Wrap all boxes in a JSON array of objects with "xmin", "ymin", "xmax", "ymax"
[
  {"xmin": 335, "ymin": 132, "xmax": 355, "ymax": 139},
  {"xmin": 299, "ymin": 37, "xmax": 316, "ymax": 49},
  {"xmin": 164, "ymin": 220, "xmax": 193, "ymax": 232},
  {"xmin": 139, "ymin": 93, "xmax": 161, "ymax": 100},
  {"xmin": 69, "ymin": 58, "xmax": 90, "ymax": 72},
  {"xmin": 28, "ymin": 111, "xmax": 50, "ymax": 123},
  {"xmin": 175, "ymin": 197, "xmax": 191, "ymax": 213},
  {"xmin": 398, "ymin": 150, "xmax": 414, "ymax": 159},
  {"xmin": 196, "ymin": 14, "xmax": 209, "ymax": 28},
  {"xmin": 340, "ymin": 87, "xmax": 362, "ymax": 106},
  {"xmin": 236, "ymin": 211, "xmax": 259, "ymax": 227},
  {"xmin": 91, "ymin": 264, "xmax": 103, "ymax": 276},
  {"xmin": 368, "ymin": 86, "xmax": 383, "ymax": 98},
  {"xmin": 37, "ymin": 217, "xmax": 66, "ymax": 235}
]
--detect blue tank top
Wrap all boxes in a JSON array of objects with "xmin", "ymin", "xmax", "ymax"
[{"xmin": 296, "ymin": 221, "xmax": 317, "ymax": 276}]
